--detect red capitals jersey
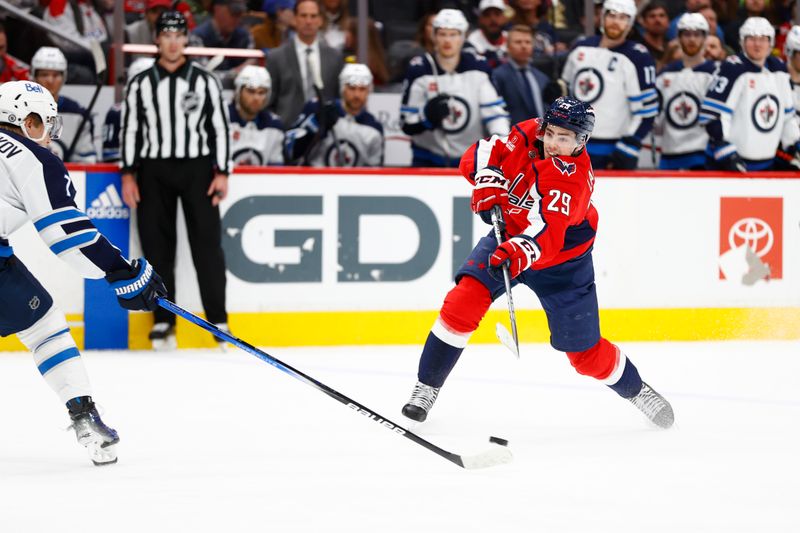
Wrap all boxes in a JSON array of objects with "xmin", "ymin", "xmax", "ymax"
[{"xmin": 460, "ymin": 118, "xmax": 599, "ymax": 270}]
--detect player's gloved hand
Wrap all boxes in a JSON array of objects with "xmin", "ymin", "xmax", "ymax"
[
  {"xmin": 776, "ymin": 142, "xmax": 800, "ymax": 170},
  {"xmin": 423, "ymin": 94, "xmax": 451, "ymax": 129},
  {"xmin": 608, "ymin": 136, "xmax": 641, "ymax": 170},
  {"xmin": 105, "ymin": 258, "xmax": 167, "ymax": 311},
  {"xmin": 719, "ymin": 152, "xmax": 747, "ymax": 173},
  {"xmin": 488, "ymin": 235, "xmax": 539, "ymax": 281},
  {"xmin": 471, "ymin": 166, "xmax": 510, "ymax": 225},
  {"xmin": 316, "ymin": 101, "xmax": 340, "ymax": 132}
]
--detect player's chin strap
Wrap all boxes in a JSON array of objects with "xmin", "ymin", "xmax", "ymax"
[{"xmin": 490, "ymin": 205, "xmax": 520, "ymax": 358}]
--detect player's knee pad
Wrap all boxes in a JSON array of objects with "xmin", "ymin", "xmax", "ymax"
[
  {"xmin": 16, "ymin": 305, "xmax": 80, "ymax": 376},
  {"xmin": 439, "ymin": 275, "xmax": 492, "ymax": 334},
  {"xmin": 566, "ymin": 337, "xmax": 625, "ymax": 382}
]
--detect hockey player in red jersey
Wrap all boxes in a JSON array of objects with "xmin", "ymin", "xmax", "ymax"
[{"xmin": 401, "ymin": 96, "xmax": 674, "ymax": 429}]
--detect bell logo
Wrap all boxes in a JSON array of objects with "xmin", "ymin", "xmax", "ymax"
[
  {"xmin": 87, "ymin": 184, "xmax": 129, "ymax": 220},
  {"xmin": 719, "ymin": 197, "xmax": 782, "ymax": 282}
]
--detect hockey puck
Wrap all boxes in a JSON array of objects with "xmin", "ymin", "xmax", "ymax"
[{"xmin": 489, "ymin": 436, "xmax": 509, "ymax": 447}]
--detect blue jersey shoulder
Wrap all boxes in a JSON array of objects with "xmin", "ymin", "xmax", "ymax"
[
  {"xmin": 457, "ymin": 50, "xmax": 492, "ymax": 75},
  {"xmin": 659, "ymin": 60, "xmax": 685, "ymax": 75},
  {"xmin": 693, "ymin": 60, "xmax": 718, "ymax": 74},
  {"xmin": 354, "ymin": 109, "xmax": 384, "ymax": 134},
  {"xmin": 614, "ymin": 40, "xmax": 656, "ymax": 68},
  {"xmin": 572, "ymin": 35, "xmax": 601, "ymax": 50},
  {"xmin": 405, "ymin": 55, "xmax": 434, "ymax": 83},
  {"xmin": 765, "ymin": 55, "xmax": 788, "ymax": 73},
  {"xmin": 57, "ymin": 95, "xmax": 89, "ymax": 116}
]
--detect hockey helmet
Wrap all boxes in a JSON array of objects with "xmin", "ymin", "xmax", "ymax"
[
  {"xmin": 785, "ymin": 25, "xmax": 800, "ymax": 58},
  {"xmin": 432, "ymin": 8, "xmax": 469, "ymax": 35},
  {"xmin": 739, "ymin": 16, "xmax": 775, "ymax": 47},
  {"xmin": 339, "ymin": 63, "xmax": 373, "ymax": 91},
  {"xmin": 235, "ymin": 65, "xmax": 272, "ymax": 92},
  {"xmin": 156, "ymin": 10, "xmax": 188, "ymax": 35},
  {"xmin": 677, "ymin": 13, "xmax": 709, "ymax": 35},
  {"xmin": 31, "ymin": 47, "xmax": 67, "ymax": 78},
  {"xmin": 0, "ymin": 81, "xmax": 63, "ymax": 142},
  {"xmin": 601, "ymin": 0, "xmax": 637, "ymax": 26},
  {"xmin": 542, "ymin": 96, "xmax": 595, "ymax": 145}
]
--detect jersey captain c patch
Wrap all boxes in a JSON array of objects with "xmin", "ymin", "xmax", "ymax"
[
  {"xmin": 572, "ymin": 68, "xmax": 604, "ymax": 104},
  {"xmin": 666, "ymin": 91, "xmax": 701, "ymax": 129},
  {"xmin": 751, "ymin": 94, "xmax": 780, "ymax": 132}
]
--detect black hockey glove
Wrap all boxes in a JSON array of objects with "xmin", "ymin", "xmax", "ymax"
[
  {"xmin": 105, "ymin": 258, "xmax": 167, "ymax": 311},
  {"xmin": 719, "ymin": 152, "xmax": 747, "ymax": 173},
  {"xmin": 542, "ymin": 79, "xmax": 566, "ymax": 106},
  {"xmin": 423, "ymin": 94, "xmax": 451, "ymax": 129},
  {"xmin": 316, "ymin": 101, "xmax": 340, "ymax": 132},
  {"xmin": 608, "ymin": 136, "xmax": 641, "ymax": 170}
]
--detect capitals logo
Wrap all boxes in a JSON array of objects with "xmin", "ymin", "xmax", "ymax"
[{"xmin": 552, "ymin": 157, "xmax": 576, "ymax": 176}]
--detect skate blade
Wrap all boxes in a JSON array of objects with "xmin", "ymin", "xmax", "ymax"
[
  {"xmin": 151, "ymin": 336, "xmax": 177, "ymax": 351},
  {"xmin": 88, "ymin": 441, "xmax": 118, "ymax": 466}
]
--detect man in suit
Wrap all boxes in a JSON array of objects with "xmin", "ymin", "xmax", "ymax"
[
  {"xmin": 266, "ymin": 0, "xmax": 344, "ymax": 126},
  {"xmin": 491, "ymin": 25, "xmax": 552, "ymax": 125}
]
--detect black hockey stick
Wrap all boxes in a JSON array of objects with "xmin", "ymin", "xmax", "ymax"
[
  {"xmin": 157, "ymin": 297, "xmax": 513, "ymax": 469},
  {"xmin": 65, "ymin": 40, "xmax": 106, "ymax": 162},
  {"xmin": 491, "ymin": 205, "xmax": 520, "ymax": 357}
]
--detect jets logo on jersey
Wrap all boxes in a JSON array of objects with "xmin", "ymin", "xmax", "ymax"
[
  {"xmin": 233, "ymin": 148, "xmax": 264, "ymax": 166},
  {"xmin": 552, "ymin": 157, "xmax": 576, "ymax": 176},
  {"xmin": 325, "ymin": 139, "xmax": 359, "ymax": 166},
  {"xmin": 666, "ymin": 92, "xmax": 701, "ymax": 129},
  {"xmin": 751, "ymin": 94, "xmax": 780, "ymax": 133},
  {"xmin": 87, "ymin": 184, "xmax": 129, "ymax": 219},
  {"xmin": 572, "ymin": 68, "xmax": 604, "ymax": 104},
  {"xmin": 439, "ymin": 95, "xmax": 472, "ymax": 134}
]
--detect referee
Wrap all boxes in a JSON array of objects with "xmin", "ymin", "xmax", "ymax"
[{"xmin": 120, "ymin": 10, "xmax": 231, "ymax": 349}]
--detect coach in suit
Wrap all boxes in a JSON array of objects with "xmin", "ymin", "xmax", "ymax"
[
  {"xmin": 266, "ymin": 0, "xmax": 344, "ymax": 126},
  {"xmin": 491, "ymin": 25, "xmax": 552, "ymax": 124}
]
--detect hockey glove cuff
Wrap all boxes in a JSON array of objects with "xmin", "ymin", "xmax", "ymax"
[
  {"xmin": 712, "ymin": 143, "xmax": 746, "ymax": 172},
  {"xmin": 488, "ymin": 235, "xmax": 540, "ymax": 281},
  {"xmin": 609, "ymin": 136, "xmax": 641, "ymax": 170},
  {"xmin": 106, "ymin": 258, "xmax": 167, "ymax": 311},
  {"xmin": 471, "ymin": 166, "xmax": 510, "ymax": 225},
  {"xmin": 423, "ymin": 94, "xmax": 451, "ymax": 129}
]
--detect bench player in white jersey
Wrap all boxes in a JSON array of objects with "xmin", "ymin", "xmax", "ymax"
[
  {"xmin": 655, "ymin": 13, "xmax": 718, "ymax": 170},
  {"xmin": 229, "ymin": 65, "xmax": 285, "ymax": 166},
  {"xmin": 400, "ymin": 8, "xmax": 510, "ymax": 167},
  {"xmin": 0, "ymin": 81, "xmax": 166, "ymax": 465},
  {"xmin": 284, "ymin": 63, "xmax": 384, "ymax": 166},
  {"xmin": 561, "ymin": 0, "xmax": 658, "ymax": 169},
  {"xmin": 700, "ymin": 17, "xmax": 800, "ymax": 171}
]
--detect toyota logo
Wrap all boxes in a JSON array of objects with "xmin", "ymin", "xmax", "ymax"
[{"xmin": 728, "ymin": 217, "xmax": 773, "ymax": 257}]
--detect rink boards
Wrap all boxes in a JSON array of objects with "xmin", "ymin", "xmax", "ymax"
[{"xmin": 1, "ymin": 166, "xmax": 798, "ymax": 350}]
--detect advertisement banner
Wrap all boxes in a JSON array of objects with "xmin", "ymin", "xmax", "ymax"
[{"xmin": 719, "ymin": 197, "xmax": 783, "ymax": 282}]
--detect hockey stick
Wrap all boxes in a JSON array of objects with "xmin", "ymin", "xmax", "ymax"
[
  {"xmin": 424, "ymin": 52, "xmax": 454, "ymax": 168},
  {"xmin": 490, "ymin": 205, "xmax": 520, "ymax": 358},
  {"xmin": 157, "ymin": 297, "xmax": 513, "ymax": 469},
  {"xmin": 65, "ymin": 40, "xmax": 106, "ymax": 162}
]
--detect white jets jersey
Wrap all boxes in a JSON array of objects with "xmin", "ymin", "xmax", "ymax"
[
  {"xmin": 51, "ymin": 95, "xmax": 98, "ymax": 163},
  {"xmin": 228, "ymin": 103, "xmax": 285, "ymax": 166},
  {"xmin": 465, "ymin": 29, "xmax": 507, "ymax": 70},
  {"xmin": 791, "ymin": 79, "xmax": 800, "ymax": 119},
  {"xmin": 656, "ymin": 60, "xmax": 717, "ymax": 157},
  {"xmin": 561, "ymin": 37, "xmax": 658, "ymax": 141},
  {"xmin": 401, "ymin": 51, "xmax": 510, "ymax": 165},
  {"xmin": 285, "ymin": 100, "xmax": 384, "ymax": 167},
  {"xmin": 701, "ymin": 54, "xmax": 799, "ymax": 162},
  {"xmin": 0, "ymin": 129, "xmax": 128, "ymax": 277}
]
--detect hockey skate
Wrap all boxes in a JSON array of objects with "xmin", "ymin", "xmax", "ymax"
[
  {"xmin": 213, "ymin": 322, "xmax": 230, "ymax": 351},
  {"xmin": 401, "ymin": 381, "xmax": 440, "ymax": 422},
  {"xmin": 149, "ymin": 322, "xmax": 176, "ymax": 351},
  {"xmin": 628, "ymin": 382, "xmax": 674, "ymax": 429},
  {"xmin": 67, "ymin": 397, "xmax": 119, "ymax": 466}
]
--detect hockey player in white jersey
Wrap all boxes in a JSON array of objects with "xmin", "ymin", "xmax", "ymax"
[
  {"xmin": 655, "ymin": 13, "xmax": 717, "ymax": 170},
  {"xmin": 784, "ymin": 26, "xmax": 800, "ymax": 122},
  {"xmin": 400, "ymin": 8, "xmax": 510, "ymax": 167},
  {"xmin": 561, "ymin": 0, "xmax": 658, "ymax": 169},
  {"xmin": 229, "ymin": 65, "xmax": 285, "ymax": 166},
  {"xmin": 700, "ymin": 17, "xmax": 800, "ymax": 171},
  {"xmin": 0, "ymin": 81, "xmax": 167, "ymax": 465},
  {"xmin": 285, "ymin": 63, "xmax": 384, "ymax": 167},
  {"xmin": 31, "ymin": 46, "xmax": 98, "ymax": 163}
]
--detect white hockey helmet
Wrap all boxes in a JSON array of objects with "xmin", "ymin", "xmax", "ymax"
[
  {"xmin": 432, "ymin": 8, "xmax": 469, "ymax": 35},
  {"xmin": 677, "ymin": 12, "xmax": 710, "ymax": 34},
  {"xmin": 0, "ymin": 81, "xmax": 63, "ymax": 142},
  {"xmin": 601, "ymin": 0, "xmax": 637, "ymax": 27},
  {"xmin": 235, "ymin": 65, "xmax": 272, "ymax": 92},
  {"xmin": 31, "ymin": 46, "xmax": 68, "ymax": 78},
  {"xmin": 339, "ymin": 63, "xmax": 373, "ymax": 91},
  {"xmin": 127, "ymin": 57, "xmax": 155, "ymax": 82},
  {"xmin": 739, "ymin": 16, "xmax": 775, "ymax": 47},
  {"xmin": 785, "ymin": 25, "xmax": 800, "ymax": 57}
]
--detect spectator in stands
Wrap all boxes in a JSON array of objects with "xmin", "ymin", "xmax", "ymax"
[
  {"xmin": 655, "ymin": 13, "xmax": 715, "ymax": 170},
  {"xmin": 42, "ymin": 0, "xmax": 109, "ymax": 84},
  {"xmin": 251, "ymin": 0, "xmax": 295, "ymax": 50},
  {"xmin": 704, "ymin": 33, "xmax": 729, "ymax": 60},
  {"xmin": 102, "ymin": 57, "xmax": 155, "ymax": 162},
  {"xmin": 285, "ymin": 63, "xmax": 383, "ymax": 166},
  {"xmin": 634, "ymin": 1, "xmax": 670, "ymax": 69},
  {"xmin": 126, "ymin": 0, "xmax": 171, "ymax": 45},
  {"xmin": 266, "ymin": 0, "xmax": 344, "ymax": 126},
  {"xmin": 343, "ymin": 17, "xmax": 389, "ymax": 86},
  {"xmin": 416, "ymin": 12, "xmax": 436, "ymax": 54},
  {"xmin": 400, "ymin": 9, "xmax": 510, "ymax": 167},
  {"xmin": 0, "ymin": 22, "xmax": 29, "ymax": 83},
  {"xmin": 193, "ymin": 0, "xmax": 255, "ymax": 71},
  {"xmin": 509, "ymin": 0, "xmax": 556, "ymax": 56},
  {"xmin": 229, "ymin": 65, "xmax": 285, "ymax": 165},
  {"xmin": 31, "ymin": 46, "xmax": 97, "ymax": 163},
  {"xmin": 491, "ymin": 25, "xmax": 550, "ymax": 124},
  {"xmin": 320, "ymin": 0, "xmax": 349, "ymax": 51},
  {"xmin": 465, "ymin": 0, "xmax": 509, "ymax": 71}
]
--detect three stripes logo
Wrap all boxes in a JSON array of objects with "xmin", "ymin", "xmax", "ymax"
[{"xmin": 87, "ymin": 184, "xmax": 129, "ymax": 220}]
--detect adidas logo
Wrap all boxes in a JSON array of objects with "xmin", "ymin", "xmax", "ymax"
[{"xmin": 87, "ymin": 184, "xmax": 129, "ymax": 220}]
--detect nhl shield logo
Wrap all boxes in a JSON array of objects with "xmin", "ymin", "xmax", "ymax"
[
  {"xmin": 181, "ymin": 91, "xmax": 200, "ymax": 114},
  {"xmin": 28, "ymin": 296, "xmax": 40, "ymax": 310},
  {"xmin": 573, "ymin": 68, "xmax": 604, "ymax": 104}
]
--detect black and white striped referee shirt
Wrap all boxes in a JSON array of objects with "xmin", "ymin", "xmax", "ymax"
[{"xmin": 120, "ymin": 59, "xmax": 231, "ymax": 174}]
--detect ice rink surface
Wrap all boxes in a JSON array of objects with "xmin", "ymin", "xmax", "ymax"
[{"xmin": 0, "ymin": 340, "xmax": 798, "ymax": 532}]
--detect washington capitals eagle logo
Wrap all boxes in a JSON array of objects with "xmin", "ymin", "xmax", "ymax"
[{"xmin": 552, "ymin": 157, "xmax": 576, "ymax": 176}]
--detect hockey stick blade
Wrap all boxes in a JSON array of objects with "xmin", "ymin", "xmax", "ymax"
[
  {"xmin": 157, "ymin": 298, "xmax": 513, "ymax": 470},
  {"xmin": 495, "ymin": 322, "xmax": 519, "ymax": 358}
]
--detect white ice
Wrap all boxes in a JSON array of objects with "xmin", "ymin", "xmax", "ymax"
[{"xmin": 0, "ymin": 340, "xmax": 798, "ymax": 533}]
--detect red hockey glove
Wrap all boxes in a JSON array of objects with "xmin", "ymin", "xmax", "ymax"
[
  {"xmin": 488, "ymin": 235, "xmax": 539, "ymax": 281},
  {"xmin": 471, "ymin": 166, "xmax": 509, "ymax": 225}
]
